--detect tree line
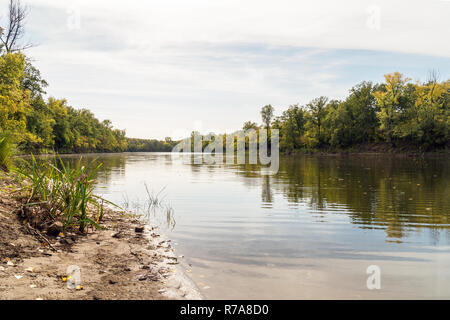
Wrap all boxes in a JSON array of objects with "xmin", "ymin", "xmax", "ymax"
[
  {"xmin": 264, "ymin": 72, "xmax": 449, "ymax": 152},
  {"xmin": 0, "ymin": 50, "xmax": 176, "ymax": 153},
  {"xmin": 185, "ymin": 72, "xmax": 448, "ymax": 153},
  {"xmin": 2, "ymin": 48, "xmax": 448, "ymax": 155}
]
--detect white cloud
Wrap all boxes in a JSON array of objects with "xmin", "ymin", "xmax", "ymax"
[{"xmin": 26, "ymin": 0, "xmax": 450, "ymax": 56}]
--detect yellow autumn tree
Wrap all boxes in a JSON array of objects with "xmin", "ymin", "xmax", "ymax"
[
  {"xmin": 404, "ymin": 79, "xmax": 449, "ymax": 147},
  {"xmin": 373, "ymin": 72, "xmax": 413, "ymax": 145},
  {"xmin": 0, "ymin": 52, "xmax": 34, "ymax": 143}
]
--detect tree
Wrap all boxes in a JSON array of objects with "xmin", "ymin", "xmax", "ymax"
[
  {"xmin": 260, "ymin": 105, "xmax": 274, "ymax": 129},
  {"xmin": 373, "ymin": 73, "xmax": 412, "ymax": 145},
  {"xmin": 323, "ymin": 82, "xmax": 381, "ymax": 147},
  {"xmin": 322, "ymin": 100, "xmax": 350, "ymax": 147},
  {"xmin": 0, "ymin": 0, "xmax": 32, "ymax": 53},
  {"xmin": 25, "ymin": 95, "xmax": 55, "ymax": 150},
  {"xmin": 23, "ymin": 61, "xmax": 48, "ymax": 97},
  {"xmin": 278, "ymin": 104, "xmax": 305, "ymax": 151},
  {"xmin": 345, "ymin": 82, "xmax": 380, "ymax": 143},
  {"xmin": 306, "ymin": 96, "xmax": 328, "ymax": 146},
  {"xmin": 242, "ymin": 121, "xmax": 258, "ymax": 131},
  {"xmin": 0, "ymin": 52, "xmax": 32, "ymax": 143},
  {"xmin": 394, "ymin": 77, "xmax": 449, "ymax": 149}
]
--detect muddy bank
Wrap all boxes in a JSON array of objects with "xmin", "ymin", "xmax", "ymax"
[{"xmin": 0, "ymin": 176, "xmax": 202, "ymax": 300}]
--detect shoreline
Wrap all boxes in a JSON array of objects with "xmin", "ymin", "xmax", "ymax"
[
  {"xmin": 14, "ymin": 148, "xmax": 450, "ymax": 159},
  {"xmin": 13, "ymin": 142, "xmax": 450, "ymax": 158},
  {"xmin": 0, "ymin": 176, "xmax": 202, "ymax": 300},
  {"xmin": 286, "ymin": 150, "xmax": 450, "ymax": 157}
]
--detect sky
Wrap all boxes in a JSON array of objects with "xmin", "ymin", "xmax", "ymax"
[{"xmin": 4, "ymin": 0, "xmax": 450, "ymax": 139}]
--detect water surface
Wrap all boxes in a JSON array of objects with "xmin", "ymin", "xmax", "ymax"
[{"xmin": 62, "ymin": 153, "xmax": 450, "ymax": 299}]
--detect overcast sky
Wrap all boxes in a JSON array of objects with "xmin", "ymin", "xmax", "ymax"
[{"xmin": 6, "ymin": 0, "xmax": 450, "ymax": 139}]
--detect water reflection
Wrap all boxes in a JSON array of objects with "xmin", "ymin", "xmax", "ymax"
[
  {"xmin": 57, "ymin": 153, "xmax": 450, "ymax": 242},
  {"xmin": 269, "ymin": 155, "xmax": 450, "ymax": 241},
  {"xmin": 261, "ymin": 175, "xmax": 274, "ymax": 207},
  {"xmin": 167, "ymin": 153, "xmax": 450, "ymax": 241}
]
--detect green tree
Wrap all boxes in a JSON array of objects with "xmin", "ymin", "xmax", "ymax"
[
  {"xmin": 243, "ymin": 121, "xmax": 259, "ymax": 131},
  {"xmin": 344, "ymin": 82, "xmax": 380, "ymax": 143},
  {"xmin": 25, "ymin": 95, "xmax": 55, "ymax": 150},
  {"xmin": 260, "ymin": 105, "xmax": 274, "ymax": 129},
  {"xmin": 323, "ymin": 83, "xmax": 381, "ymax": 147},
  {"xmin": 323, "ymin": 100, "xmax": 351, "ymax": 147},
  {"xmin": 305, "ymin": 96, "xmax": 328, "ymax": 146},
  {"xmin": 278, "ymin": 104, "xmax": 306, "ymax": 151}
]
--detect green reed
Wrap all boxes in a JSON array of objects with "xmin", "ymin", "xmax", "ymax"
[{"xmin": 15, "ymin": 155, "xmax": 117, "ymax": 232}]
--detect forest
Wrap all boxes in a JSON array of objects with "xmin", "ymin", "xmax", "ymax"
[{"xmin": 188, "ymin": 73, "xmax": 449, "ymax": 153}]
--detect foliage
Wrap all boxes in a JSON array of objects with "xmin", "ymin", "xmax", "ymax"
[
  {"xmin": 0, "ymin": 134, "xmax": 13, "ymax": 171},
  {"xmin": 242, "ymin": 121, "xmax": 259, "ymax": 131},
  {"xmin": 322, "ymin": 82, "xmax": 381, "ymax": 148},
  {"xmin": 272, "ymin": 73, "xmax": 449, "ymax": 152},
  {"xmin": 261, "ymin": 105, "xmax": 274, "ymax": 129},
  {"xmin": 0, "ymin": 52, "xmax": 31, "ymax": 144},
  {"xmin": 15, "ymin": 155, "xmax": 117, "ymax": 232},
  {"xmin": 373, "ymin": 72, "xmax": 414, "ymax": 145},
  {"xmin": 126, "ymin": 137, "xmax": 177, "ymax": 152},
  {"xmin": 273, "ymin": 104, "xmax": 305, "ymax": 152},
  {"xmin": 305, "ymin": 96, "xmax": 328, "ymax": 147},
  {"xmin": 0, "ymin": 52, "xmax": 172, "ymax": 154},
  {"xmin": 182, "ymin": 73, "xmax": 448, "ymax": 153},
  {"xmin": 393, "ymin": 79, "xmax": 450, "ymax": 149}
]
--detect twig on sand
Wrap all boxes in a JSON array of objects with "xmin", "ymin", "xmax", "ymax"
[{"xmin": 24, "ymin": 223, "xmax": 57, "ymax": 252}]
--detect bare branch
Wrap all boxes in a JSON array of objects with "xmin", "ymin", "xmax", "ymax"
[
  {"xmin": 427, "ymin": 69, "xmax": 440, "ymax": 85},
  {"xmin": 0, "ymin": 0, "xmax": 31, "ymax": 53}
]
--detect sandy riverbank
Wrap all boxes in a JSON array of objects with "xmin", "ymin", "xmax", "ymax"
[{"xmin": 0, "ymin": 175, "xmax": 202, "ymax": 300}]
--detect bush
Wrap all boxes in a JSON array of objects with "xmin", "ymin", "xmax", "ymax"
[{"xmin": 15, "ymin": 155, "xmax": 117, "ymax": 233}]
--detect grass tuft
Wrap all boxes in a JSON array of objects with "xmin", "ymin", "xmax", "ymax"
[{"xmin": 15, "ymin": 155, "xmax": 118, "ymax": 233}]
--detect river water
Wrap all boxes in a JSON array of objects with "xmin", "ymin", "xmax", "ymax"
[{"xmin": 61, "ymin": 152, "xmax": 450, "ymax": 299}]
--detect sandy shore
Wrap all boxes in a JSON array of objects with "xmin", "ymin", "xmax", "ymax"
[{"xmin": 0, "ymin": 177, "xmax": 202, "ymax": 300}]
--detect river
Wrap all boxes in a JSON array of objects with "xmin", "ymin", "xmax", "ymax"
[{"xmin": 60, "ymin": 152, "xmax": 450, "ymax": 299}]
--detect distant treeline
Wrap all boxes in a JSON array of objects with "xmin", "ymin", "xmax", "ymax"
[
  {"xmin": 126, "ymin": 137, "xmax": 176, "ymax": 152},
  {"xmin": 185, "ymin": 73, "xmax": 449, "ymax": 153}
]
